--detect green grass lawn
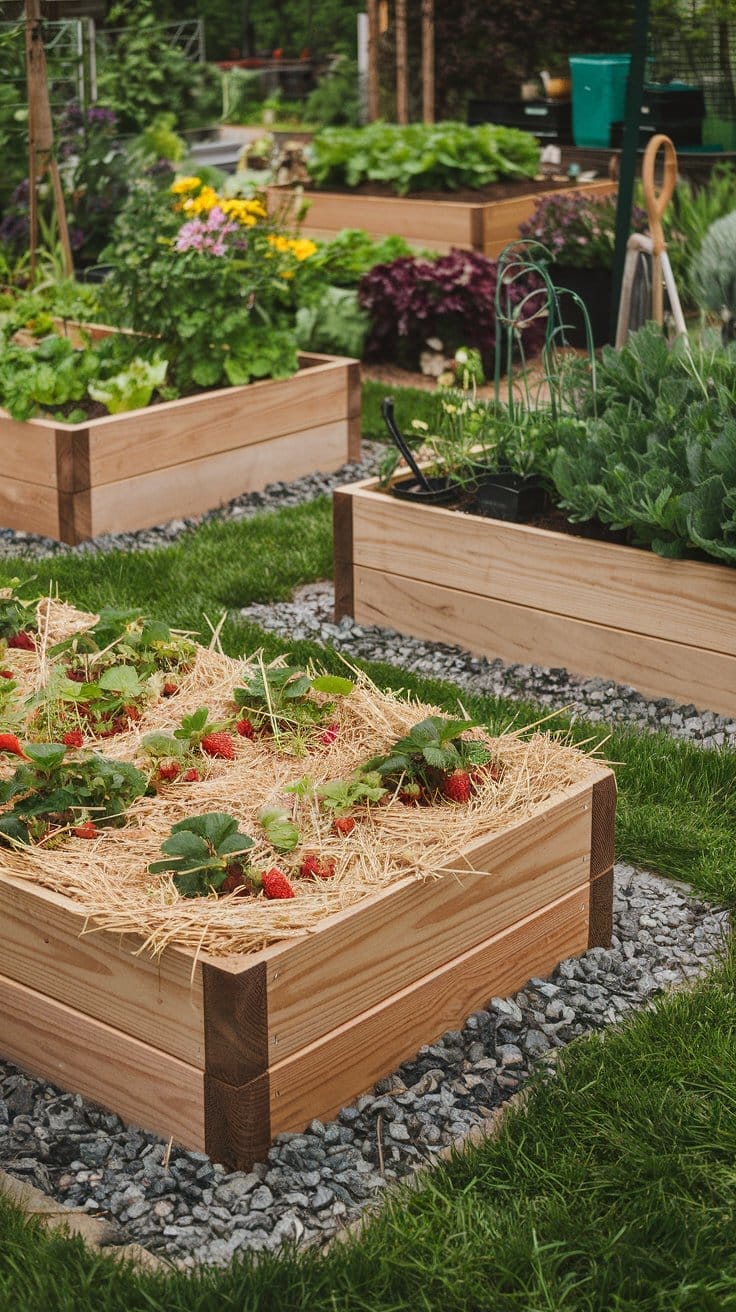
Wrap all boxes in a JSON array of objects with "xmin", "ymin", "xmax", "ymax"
[{"xmin": 1, "ymin": 497, "xmax": 735, "ymax": 1311}]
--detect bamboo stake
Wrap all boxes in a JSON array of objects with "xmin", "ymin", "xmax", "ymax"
[
  {"xmin": 421, "ymin": 0, "xmax": 434, "ymax": 124},
  {"xmin": 395, "ymin": 0, "xmax": 408, "ymax": 124}
]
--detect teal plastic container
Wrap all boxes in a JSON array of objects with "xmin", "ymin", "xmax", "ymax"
[{"xmin": 570, "ymin": 54, "xmax": 632, "ymax": 147}]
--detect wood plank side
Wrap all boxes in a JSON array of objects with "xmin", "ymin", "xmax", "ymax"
[
  {"xmin": 483, "ymin": 179, "xmax": 617, "ymax": 256},
  {"xmin": 86, "ymin": 420, "xmax": 349, "ymax": 536},
  {"xmin": 240, "ymin": 781, "xmax": 595, "ymax": 1066},
  {"xmin": 268, "ymin": 187, "xmax": 477, "ymax": 247},
  {"xmin": 0, "ymin": 972, "xmax": 206, "ymax": 1151},
  {"xmin": 351, "ymin": 564, "xmax": 736, "ymax": 718},
  {"xmin": 0, "ymin": 414, "xmax": 57, "ymax": 485},
  {"xmin": 85, "ymin": 361, "xmax": 350, "ymax": 485},
  {"xmin": 0, "ymin": 872, "xmax": 205, "ymax": 1067},
  {"xmin": 0, "ymin": 476, "xmax": 60, "ymax": 538},
  {"xmin": 267, "ymin": 884, "xmax": 591, "ymax": 1142},
  {"xmin": 349, "ymin": 487, "xmax": 736, "ymax": 656},
  {"xmin": 333, "ymin": 488, "xmax": 355, "ymax": 620}
]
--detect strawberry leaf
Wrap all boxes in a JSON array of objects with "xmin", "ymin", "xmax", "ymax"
[
  {"xmin": 259, "ymin": 805, "xmax": 300, "ymax": 852},
  {"xmin": 310, "ymin": 674, "xmax": 354, "ymax": 697}
]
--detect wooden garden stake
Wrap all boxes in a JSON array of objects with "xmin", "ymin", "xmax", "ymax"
[
  {"xmin": 421, "ymin": 0, "xmax": 434, "ymax": 123},
  {"xmin": 24, "ymin": 0, "xmax": 73, "ymax": 280},
  {"xmin": 367, "ymin": 0, "xmax": 380, "ymax": 122},
  {"xmin": 395, "ymin": 0, "xmax": 408, "ymax": 124}
]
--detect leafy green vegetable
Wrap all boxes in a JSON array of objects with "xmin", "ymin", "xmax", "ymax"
[
  {"xmin": 307, "ymin": 122, "xmax": 540, "ymax": 196},
  {"xmin": 88, "ymin": 355, "xmax": 168, "ymax": 413}
]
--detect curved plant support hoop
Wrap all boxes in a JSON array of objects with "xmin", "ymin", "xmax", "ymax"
[{"xmin": 494, "ymin": 240, "xmax": 598, "ymax": 420}]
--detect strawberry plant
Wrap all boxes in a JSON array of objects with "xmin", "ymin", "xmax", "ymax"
[
  {"xmin": 0, "ymin": 741, "xmax": 147, "ymax": 845},
  {"xmin": 0, "ymin": 582, "xmax": 38, "ymax": 648},
  {"xmin": 363, "ymin": 715, "xmax": 495, "ymax": 804},
  {"xmin": 288, "ymin": 771, "xmax": 387, "ymax": 816},
  {"xmin": 148, "ymin": 812, "xmax": 255, "ymax": 898},
  {"xmin": 233, "ymin": 665, "xmax": 354, "ymax": 740},
  {"xmin": 29, "ymin": 664, "xmax": 150, "ymax": 741},
  {"xmin": 53, "ymin": 607, "xmax": 196, "ymax": 679},
  {"xmin": 174, "ymin": 708, "xmax": 236, "ymax": 760}
]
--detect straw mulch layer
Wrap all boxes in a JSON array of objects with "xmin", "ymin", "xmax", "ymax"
[{"xmin": 0, "ymin": 598, "xmax": 603, "ymax": 960}]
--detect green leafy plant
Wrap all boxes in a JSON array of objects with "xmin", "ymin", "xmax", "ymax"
[
  {"xmin": 363, "ymin": 715, "xmax": 495, "ymax": 804},
  {"xmin": 53, "ymin": 608, "xmax": 196, "ymax": 680},
  {"xmin": 148, "ymin": 811, "xmax": 255, "ymax": 897},
  {"xmin": 307, "ymin": 121, "xmax": 540, "ymax": 196},
  {"xmin": 0, "ymin": 742, "xmax": 147, "ymax": 845},
  {"xmin": 233, "ymin": 664, "xmax": 354, "ymax": 738},
  {"xmin": 296, "ymin": 286, "xmax": 369, "ymax": 357},
  {"xmin": 550, "ymin": 324, "xmax": 736, "ymax": 563},
  {"xmin": 258, "ymin": 805, "xmax": 300, "ymax": 851},
  {"xmin": 88, "ymin": 356, "xmax": 168, "ymax": 414}
]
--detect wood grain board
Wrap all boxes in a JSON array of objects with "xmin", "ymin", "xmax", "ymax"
[
  {"xmin": 335, "ymin": 479, "xmax": 736, "ymax": 717},
  {"xmin": 268, "ymin": 180, "xmax": 617, "ymax": 256},
  {"xmin": 0, "ymin": 754, "xmax": 615, "ymax": 1167},
  {"xmin": 0, "ymin": 354, "xmax": 358, "ymax": 545}
]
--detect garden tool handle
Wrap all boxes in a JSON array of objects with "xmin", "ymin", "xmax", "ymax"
[
  {"xmin": 642, "ymin": 133, "xmax": 677, "ymax": 256},
  {"xmin": 642, "ymin": 134, "xmax": 677, "ymax": 326}
]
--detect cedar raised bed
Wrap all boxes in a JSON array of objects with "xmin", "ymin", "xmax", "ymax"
[
  {"xmin": 334, "ymin": 476, "xmax": 736, "ymax": 719},
  {"xmin": 0, "ymin": 352, "xmax": 360, "ymax": 546},
  {"xmin": 267, "ymin": 179, "xmax": 617, "ymax": 257},
  {"xmin": 0, "ymin": 763, "xmax": 614, "ymax": 1169}
]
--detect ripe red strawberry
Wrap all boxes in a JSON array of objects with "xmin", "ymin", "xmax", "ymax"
[
  {"xmin": 62, "ymin": 729, "xmax": 84, "ymax": 749},
  {"xmin": 261, "ymin": 867, "xmax": 295, "ymax": 899},
  {"xmin": 162, "ymin": 682, "xmax": 178, "ymax": 697},
  {"xmin": 0, "ymin": 733, "xmax": 25, "ymax": 757},
  {"xmin": 182, "ymin": 767, "xmax": 200, "ymax": 782},
  {"xmin": 7, "ymin": 631, "xmax": 35, "ymax": 651},
  {"xmin": 0, "ymin": 670, "xmax": 13, "ymax": 679},
  {"xmin": 299, "ymin": 852, "xmax": 336, "ymax": 880},
  {"xmin": 235, "ymin": 718, "xmax": 254, "ymax": 738},
  {"xmin": 122, "ymin": 705, "xmax": 142, "ymax": 722},
  {"xmin": 441, "ymin": 769, "xmax": 472, "ymax": 803},
  {"xmin": 73, "ymin": 821, "xmax": 97, "ymax": 840},
  {"xmin": 158, "ymin": 761, "xmax": 180, "ymax": 782},
  {"xmin": 201, "ymin": 731, "xmax": 235, "ymax": 759},
  {"xmin": 332, "ymin": 816, "xmax": 356, "ymax": 837},
  {"xmin": 319, "ymin": 721, "xmax": 339, "ymax": 746}
]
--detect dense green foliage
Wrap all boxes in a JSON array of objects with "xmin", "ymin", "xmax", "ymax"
[
  {"xmin": 307, "ymin": 122, "xmax": 540, "ymax": 195},
  {"xmin": 551, "ymin": 325, "xmax": 736, "ymax": 564}
]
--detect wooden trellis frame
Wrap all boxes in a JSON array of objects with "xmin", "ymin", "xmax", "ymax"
[{"xmin": 25, "ymin": 0, "xmax": 73, "ymax": 279}]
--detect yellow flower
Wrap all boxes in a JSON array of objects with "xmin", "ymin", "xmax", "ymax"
[
  {"xmin": 170, "ymin": 176, "xmax": 201, "ymax": 195},
  {"xmin": 266, "ymin": 234, "xmax": 317, "ymax": 261}
]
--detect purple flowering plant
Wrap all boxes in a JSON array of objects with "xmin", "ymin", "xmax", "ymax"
[
  {"xmin": 358, "ymin": 248, "xmax": 546, "ymax": 370},
  {"xmin": 519, "ymin": 191, "xmax": 648, "ymax": 270}
]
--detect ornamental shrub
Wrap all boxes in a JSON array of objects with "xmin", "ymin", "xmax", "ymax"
[{"xmin": 358, "ymin": 249, "xmax": 545, "ymax": 370}]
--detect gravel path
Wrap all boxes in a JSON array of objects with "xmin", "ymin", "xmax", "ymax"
[{"xmin": 0, "ymin": 451, "xmax": 733, "ymax": 1268}]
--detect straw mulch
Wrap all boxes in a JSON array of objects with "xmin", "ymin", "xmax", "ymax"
[{"xmin": 0, "ymin": 598, "xmax": 605, "ymax": 960}]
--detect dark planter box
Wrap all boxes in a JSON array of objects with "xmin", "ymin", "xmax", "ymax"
[
  {"xmin": 548, "ymin": 265, "xmax": 613, "ymax": 348},
  {"xmin": 469, "ymin": 473, "xmax": 547, "ymax": 523},
  {"xmin": 468, "ymin": 99, "xmax": 572, "ymax": 141}
]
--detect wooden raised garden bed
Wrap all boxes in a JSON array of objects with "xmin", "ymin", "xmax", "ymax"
[
  {"xmin": 0, "ymin": 599, "xmax": 615, "ymax": 1171},
  {"xmin": 0, "ymin": 766, "xmax": 614, "ymax": 1170},
  {"xmin": 0, "ymin": 352, "xmax": 360, "ymax": 546},
  {"xmin": 267, "ymin": 179, "xmax": 617, "ymax": 257},
  {"xmin": 334, "ymin": 476, "xmax": 736, "ymax": 719}
]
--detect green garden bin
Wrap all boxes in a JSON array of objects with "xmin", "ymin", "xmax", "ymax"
[{"xmin": 570, "ymin": 54, "xmax": 631, "ymax": 147}]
